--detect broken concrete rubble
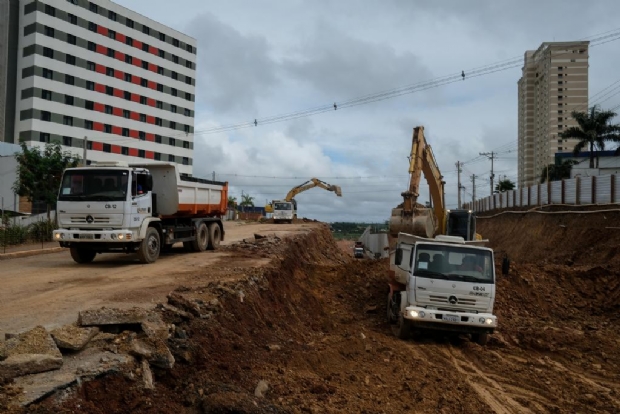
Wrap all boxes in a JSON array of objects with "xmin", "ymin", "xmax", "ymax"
[
  {"xmin": 130, "ymin": 336, "xmax": 175, "ymax": 369},
  {"xmin": 0, "ymin": 326, "xmax": 63, "ymax": 381},
  {"xmin": 0, "ymin": 354, "xmax": 63, "ymax": 381},
  {"xmin": 51, "ymin": 325, "xmax": 99, "ymax": 351},
  {"xmin": 78, "ymin": 307, "xmax": 149, "ymax": 326}
]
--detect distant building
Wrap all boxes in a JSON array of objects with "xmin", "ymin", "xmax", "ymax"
[
  {"xmin": 518, "ymin": 41, "xmax": 589, "ymax": 188},
  {"xmin": 0, "ymin": 142, "xmax": 20, "ymax": 213},
  {"xmin": 1, "ymin": 0, "xmax": 197, "ymax": 175},
  {"xmin": 555, "ymin": 151, "xmax": 620, "ymax": 178}
]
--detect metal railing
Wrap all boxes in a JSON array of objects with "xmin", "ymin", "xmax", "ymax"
[{"xmin": 0, "ymin": 215, "xmax": 57, "ymax": 254}]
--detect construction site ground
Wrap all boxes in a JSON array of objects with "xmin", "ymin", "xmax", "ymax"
[{"xmin": 2, "ymin": 210, "xmax": 620, "ymax": 413}]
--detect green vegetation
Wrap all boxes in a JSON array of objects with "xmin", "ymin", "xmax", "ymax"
[{"xmin": 330, "ymin": 222, "xmax": 388, "ymax": 240}]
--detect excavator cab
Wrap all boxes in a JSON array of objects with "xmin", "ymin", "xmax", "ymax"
[{"xmin": 445, "ymin": 209, "xmax": 476, "ymax": 241}]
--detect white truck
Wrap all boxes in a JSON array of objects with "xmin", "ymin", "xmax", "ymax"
[
  {"xmin": 53, "ymin": 161, "xmax": 228, "ymax": 264},
  {"xmin": 272, "ymin": 200, "xmax": 296, "ymax": 224},
  {"xmin": 386, "ymin": 233, "xmax": 501, "ymax": 345}
]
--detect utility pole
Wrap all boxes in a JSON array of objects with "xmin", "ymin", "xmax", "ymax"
[
  {"xmin": 82, "ymin": 136, "xmax": 88, "ymax": 166},
  {"xmin": 456, "ymin": 161, "xmax": 462, "ymax": 208},
  {"xmin": 212, "ymin": 171, "xmax": 216, "ymax": 181},
  {"xmin": 471, "ymin": 174, "xmax": 478, "ymax": 207},
  {"xmin": 479, "ymin": 151, "xmax": 496, "ymax": 196}
]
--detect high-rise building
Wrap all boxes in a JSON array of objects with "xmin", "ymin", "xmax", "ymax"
[
  {"xmin": 517, "ymin": 41, "xmax": 589, "ymax": 187},
  {"xmin": 1, "ymin": 0, "xmax": 197, "ymax": 175}
]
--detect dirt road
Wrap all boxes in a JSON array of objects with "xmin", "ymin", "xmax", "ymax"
[{"xmin": 0, "ymin": 221, "xmax": 318, "ymax": 336}]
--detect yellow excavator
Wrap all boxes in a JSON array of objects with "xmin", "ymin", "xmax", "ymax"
[
  {"xmin": 267, "ymin": 178, "xmax": 342, "ymax": 223},
  {"xmin": 389, "ymin": 126, "xmax": 481, "ymax": 240}
]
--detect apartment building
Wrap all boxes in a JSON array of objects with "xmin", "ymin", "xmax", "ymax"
[
  {"xmin": 517, "ymin": 41, "xmax": 589, "ymax": 187},
  {"xmin": 1, "ymin": 0, "xmax": 197, "ymax": 175}
]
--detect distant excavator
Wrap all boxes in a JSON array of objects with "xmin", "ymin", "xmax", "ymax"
[
  {"xmin": 389, "ymin": 126, "xmax": 481, "ymax": 240},
  {"xmin": 267, "ymin": 178, "xmax": 342, "ymax": 223}
]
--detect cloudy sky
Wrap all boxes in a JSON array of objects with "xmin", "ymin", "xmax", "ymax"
[{"xmin": 119, "ymin": 0, "xmax": 620, "ymax": 222}]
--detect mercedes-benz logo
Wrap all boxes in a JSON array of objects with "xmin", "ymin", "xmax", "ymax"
[
  {"xmin": 86, "ymin": 215, "xmax": 94, "ymax": 223},
  {"xmin": 448, "ymin": 295, "xmax": 458, "ymax": 304}
]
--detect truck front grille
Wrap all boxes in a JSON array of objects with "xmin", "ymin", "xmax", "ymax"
[{"xmin": 70, "ymin": 216, "xmax": 111, "ymax": 224}]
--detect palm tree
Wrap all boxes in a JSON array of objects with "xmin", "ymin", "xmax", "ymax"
[
  {"xmin": 227, "ymin": 196, "xmax": 237, "ymax": 208},
  {"xmin": 560, "ymin": 105, "xmax": 620, "ymax": 168},
  {"xmin": 540, "ymin": 160, "xmax": 578, "ymax": 183},
  {"xmin": 240, "ymin": 194, "xmax": 254, "ymax": 207},
  {"xmin": 494, "ymin": 178, "xmax": 515, "ymax": 192}
]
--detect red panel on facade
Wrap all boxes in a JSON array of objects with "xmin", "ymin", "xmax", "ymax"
[
  {"xmin": 133, "ymin": 40, "xmax": 143, "ymax": 50},
  {"xmin": 133, "ymin": 58, "xmax": 142, "ymax": 68},
  {"xmin": 113, "ymin": 108, "xmax": 122, "ymax": 116},
  {"xmin": 130, "ymin": 112, "xmax": 139, "ymax": 121},
  {"xmin": 94, "ymin": 84, "xmax": 105, "ymax": 93},
  {"xmin": 114, "ymin": 71, "xmax": 124, "ymax": 80},
  {"xmin": 113, "ymin": 89, "xmax": 123, "ymax": 98},
  {"xmin": 149, "ymin": 46, "xmax": 158, "ymax": 55},
  {"xmin": 111, "ymin": 145, "xmax": 121, "ymax": 154},
  {"xmin": 131, "ymin": 94, "xmax": 139, "ymax": 103},
  {"xmin": 129, "ymin": 148, "xmax": 139, "ymax": 157},
  {"xmin": 147, "ymin": 98, "xmax": 156, "ymax": 107},
  {"xmin": 145, "ymin": 133, "xmax": 155, "ymax": 142},
  {"xmin": 92, "ymin": 142, "xmax": 103, "ymax": 151},
  {"xmin": 116, "ymin": 33, "xmax": 126, "ymax": 43},
  {"xmin": 111, "ymin": 126, "xmax": 122, "ymax": 135},
  {"xmin": 96, "ymin": 26, "xmax": 107, "ymax": 36},
  {"xmin": 93, "ymin": 122, "xmax": 104, "ymax": 132},
  {"xmin": 145, "ymin": 151, "xmax": 154, "ymax": 159},
  {"xmin": 115, "ymin": 51, "xmax": 125, "ymax": 61},
  {"xmin": 95, "ymin": 44, "xmax": 106, "ymax": 55},
  {"xmin": 129, "ymin": 130, "xmax": 139, "ymax": 139},
  {"xmin": 95, "ymin": 65, "xmax": 106, "ymax": 75},
  {"xmin": 93, "ymin": 102, "xmax": 104, "ymax": 112},
  {"xmin": 146, "ymin": 116, "xmax": 155, "ymax": 124},
  {"xmin": 148, "ymin": 63, "xmax": 157, "ymax": 72},
  {"xmin": 132, "ymin": 76, "xmax": 141, "ymax": 85},
  {"xmin": 147, "ymin": 81, "xmax": 156, "ymax": 90}
]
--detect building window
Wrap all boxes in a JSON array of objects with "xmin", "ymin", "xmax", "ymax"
[
  {"xmin": 155, "ymin": 117, "xmax": 162, "ymax": 126},
  {"xmin": 43, "ymin": 69, "xmax": 53, "ymax": 79},
  {"xmin": 138, "ymin": 149, "xmax": 145, "ymax": 158},
  {"xmin": 125, "ymin": 37, "xmax": 133, "ymax": 46},
  {"xmin": 85, "ymin": 120, "xmax": 93, "ymax": 130},
  {"xmin": 125, "ymin": 73, "xmax": 132, "ymax": 82},
  {"xmin": 154, "ymin": 152, "xmax": 161, "ymax": 161},
  {"xmin": 158, "ymin": 49, "xmax": 165, "ymax": 58},
  {"xmin": 41, "ymin": 111, "xmax": 51, "ymax": 121},
  {"xmin": 170, "ymin": 121, "xmax": 176, "ymax": 130},
  {"xmin": 124, "ymin": 91, "xmax": 131, "ymax": 100},
  {"xmin": 141, "ymin": 78, "xmax": 148, "ymax": 87},
  {"xmin": 157, "ymin": 83, "xmax": 163, "ymax": 92},
  {"xmin": 105, "ymin": 105, "xmax": 113, "ymax": 114},
  {"xmin": 186, "ymin": 44, "xmax": 192, "ymax": 53},
  {"xmin": 63, "ymin": 116, "xmax": 73, "ymax": 126},
  {"xmin": 184, "ymin": 125, "xmax": 190, "ymax": 133},
  {"xmin": 172, "ymin": 55, "xmax": 179, "ymax": 64},
  {"xmin": 157, "ymin": 66, "xmax": 164, "ymax": 75},
  {"xmin": 65, "ymin": 95, "xmax": 74, "ymax": 106},
  {"xmin": 142, "ymin": 61, "xmax": 149, "ymax": 70},
  {"xmin": 171, "ymin": 88, "xmax": 177, "ymax": 97},
  {"xmin": 86, "ymin": 81, "xmax": 94, "ymax": 90},
  {"xmin": 88, "ymin": 22, "xmax": 97, "ymax": 32},
  {"xmin": 108, "ymin": 10, "xmax": 117, "ymax": 21},
  {"xmin": 40, "ymin": 133, "xmax": 50, "ymax": 143},
  {"xmin": 126, "ymin": 19, "xmax": 134, "ymax": 29},
  {"xmin": 63, "ymin": 136, "xmax": 72, "ymax": 147},
  {"xmin": 184, "ymin": 108, "xmax": 191, "ymax": 117},
  {"xmin": 173, "ymin": 38, "xmax": 180, "ymax": 47},
  {"xmin": 89, "ymin": 2, "xmax": 98, "ymax": 12},
  {"xmin": 183, "ymin": 141, "xmax": 190, "ymax": 149},
  {"xmin": 139, "ymin": 131, "xmax": 145, "ymax": 140},
  {"xmin": 64, "ymin": 74, "xmax": 75, "ymax": 85},
  {"xmin": 123, "ymin": 110, "xmax": 130, "ymax": 118},
  {"xmin": 142, "ymin": 43, "xmax": 150, "ymax": 52},
  {"xmin": 140, "ymin": 96, "xmax": 147, "ymax": 105},
  {"xmin": 142, "ymin": 25, "xmax": 150, "ymax": 35},
  {"xmin": 186, "ymin": 61, "xmax": 193, "ymax": 69},
  {"xmin": 42, "ymin": 90, "xmax": 52, "ymax": 100},
  {"xmin": 155, "ymin": 135, "xmax": 162, "ymax": 143},
  {"xmin": 45, "ymin": 5, "xmax": 55, "ymax": 16},
  {"xmin": 171, "ymin": 105, "xmax": 177, "ymax": 113},
  {"xmin": 122, "ymin": 128, "xmax": 129, "ymax": 137},
  {"xmin": 44, "ymin": 26, "xmax": 55, "ymax": 37},
  {"xmin": 43, "ymin": 47, "xmax": 54, "ymax": 58},
  {"xmin": 104, "ymin": 124, "xmax": 112, "ymax": 133},
  {"xmin": 156, "ymin": 101, "xmax": 163, "ymax": 109},
  {"xmin": 106, "ymin": 67, "xmax": 114, "ymax": 77},
  {"xmin": 125, "ymin": 55, "xmax": 133, "ymax": 64},
  {"xmin": 85, "ymin": 101, "xmax": 94, "ymax": 110},
  {"xmin": 182, "ymin": 157, "xmax": 189, "ymax": 165},
  {"xmin": 69, "ymin": 14, "xmax": 77, "ymax": 25},
  {"xmin": 185, "ymin": 76, "xmax": 192, "ymax": 85},
  {"xmin": 140, "ymin": 114, "xmax": 147, "ymax": 122},
  {"xmin": 159, "ymin": 33, "xmax": 166, "ymax": 42},
  {"xmin": 185, "ymin": 92, "xmax": 191, "ymax": 101},
  {"xmin": 103, "ymin": 143, "xmax": 111, "ymax": 153},
  {"xmin": 87, "ymin": 61, "xmax": 95, "ymax": 71},
  {"xmin": 122, "ymin": 146, "xmax": 129, "ymax": 155},
  {"xmin": 169, "ymin": 138, "xmax": 175, "ymax": 146},
  {"xmin": 88, "ymin": 41, "xmax": 96, "ymax": 51},
  {"xmin": 171, "ymin": 71, "xmax": 178, "ymax": 80},
  {"xmin": 66, "ymin": 54, "xmax": 75, "ymax": 65},
  {"xmin": 108, "ymin": 31, "xmax": 116, "ymax": 41},
  {"xmin": 105, "ymin": 86, "xmax": 113, "ymax": 96},
  {"xmin": 107, "ymin": 48, "xmax": 115, "ymax": 57},
  {"xmin": 168, "ymin": 154, "xmax": 175, "ymax": 162},
  {"xmin": 67, "ymin": 34, "xmax": 77, "ymax": 45}
]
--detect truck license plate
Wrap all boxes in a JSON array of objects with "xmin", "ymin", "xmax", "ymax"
[
  {"xmin": 79, "ymin": 234, "xmax": 94, "ymax": 239},
  {"xmin": 443, "ymin": 314, "xmax": 460, "ymax": 323}
]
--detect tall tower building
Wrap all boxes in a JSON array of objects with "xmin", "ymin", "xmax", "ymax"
[
  {"xmin": 518, "ymin": 41, "xmax": 589, "ymax": 187},
  {"xmin": 1, "ymin": 0, "xmax": 197, "ymax": 175}
]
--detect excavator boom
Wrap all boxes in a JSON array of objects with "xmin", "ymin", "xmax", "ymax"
[{"xmin": 284, "ymin": 178, "xmax": 342, "ymax": 201}]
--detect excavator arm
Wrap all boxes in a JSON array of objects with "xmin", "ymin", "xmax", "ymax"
[{"xmin": 284, "ymin": 178, "xmax": 342, "ymax": 201}]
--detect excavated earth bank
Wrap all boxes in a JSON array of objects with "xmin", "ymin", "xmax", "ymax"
[{"xmin": 2, "ymin": 219, "xmax": 620, "ymax": 413}]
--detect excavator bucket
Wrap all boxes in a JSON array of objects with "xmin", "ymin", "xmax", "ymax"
[
  {"xmin": 389, "ymin": 208, "xmax": 435, "ymax": 238},
  {"xmin": 332, "ymin": 185, "xmax": 342, "ymax": 197}
]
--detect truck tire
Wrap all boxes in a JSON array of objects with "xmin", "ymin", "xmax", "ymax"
[
  {"xmin": 472, "ymin": 332, "xmax": 489, "ymax": 346},
  {"xmin": 191, "ymin": 222, "xmax": 209, "ymax": 252},
  {"xmin": 70, "ymin": 247, "xmax": 96, "ymax": 264},
  {"xmin": 208, "ymin": 223, "xmax": 221, "ymax": 250},
  {"xmin": 137, "ymin": 227, "xmax": 161, "ymax": 264},
  {"xmin": 392, "ymin": 313, "xmax": 411, "ymax": 340}
]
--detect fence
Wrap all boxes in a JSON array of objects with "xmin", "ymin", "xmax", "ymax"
[
  {"xmin": 0, "ymin": 213, "xmax": 56, "ymax": 253},
  {"xmin": 463, "ymin": 174, "xmax": 620, "ymax": 212}
]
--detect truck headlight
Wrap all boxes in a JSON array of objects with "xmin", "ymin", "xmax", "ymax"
[
  {"xmin": 111, "ymin": 234, "xmax": 117, "ymax": 240},
  {"xmin": 419, "ymin": 311, "xmax": 425, "ymax": 318},
  {"xmin": 479, "ymin": 317, "xmax": 486, "ymax": 324},
  {"xmin": 54, "ymin": 233, "xmax": 61, "ymax": 240},
  {"xmin": 409, "ymin": 310, "xmax": 419, "ymax": 318},
  {"xmin": 485, "ymin": 318, "xmax": 493, "ymax": 325},
  {"xmin": 118, "ymin": 233, "xmax": 124, "ymax": 240}
]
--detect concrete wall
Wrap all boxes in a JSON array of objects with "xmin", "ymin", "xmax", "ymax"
[
  {"xmin": 0, "ymin": 155, "xmax": 18, "ymax": 212},
  {"xmin": 359, "ymin": 226, "xmax": 389, "ymax": 259}
]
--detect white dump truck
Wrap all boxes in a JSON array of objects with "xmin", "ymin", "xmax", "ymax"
[
  {"xmin": 386, "ymin": 233, "xmax": 502, "ymax": 345},
  {"xmin": 53, "ymin": 161, "xmax": 228, "ymax": 264}
]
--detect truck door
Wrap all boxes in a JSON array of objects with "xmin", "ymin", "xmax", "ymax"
[{"xmin": 130, "ymin": 171, "xmax": 152, "ymax": 227}]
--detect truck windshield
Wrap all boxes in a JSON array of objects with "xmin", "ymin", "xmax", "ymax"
[
  {"xmin": 274, "ymin": 203, "xmax": 292, "ymax": 210},
  {"xmin": 58, "ymin": 170, "xmax": 129, "ymax": 202},
  {"xmin": 413, "ymin": 244, "xmax": 494, "ymax": 283}
]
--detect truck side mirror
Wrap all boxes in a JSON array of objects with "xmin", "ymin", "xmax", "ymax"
[
  {"xmin": 502, "ymin": 256, "xmax": 510, "ymax": 275},
  {"xmin": 395, "ymin": 247, "xmax": 403, "ymax": 266}
]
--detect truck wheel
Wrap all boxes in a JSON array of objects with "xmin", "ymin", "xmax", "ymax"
[
  {"xmin": 391, "ymin": 313, "xmax": 411, "ymax": 340},
  {"xmin": 70, "ymin": 247, "xmax": 96, "ymax": 264},
  {"xmin": 208, "ymin": 223, "xmax": 221, "ymax": 250},
  {"xmin": 137, "ymin": 227, "xmax": 160, "ymax": 264},
  {"xmin": 472, "ymin": 333, "xmax": 489, "ymax": 346},
  {"xmin": 191, "ymin": 222, "xmax": 209, "ymax": 252}
]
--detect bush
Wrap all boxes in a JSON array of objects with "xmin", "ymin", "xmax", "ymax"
[
  {"xmin": 29, "ymin": 219, "xmax": 56, "ymax": 242},
  {"xmin": 0, "ymin": 224, "xmax": 29, "ymax": 246},
  {"xmin": 0, "ymin": 219, "xmax": 56, "ymax": 247}
]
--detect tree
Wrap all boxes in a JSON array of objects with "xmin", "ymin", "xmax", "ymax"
[
  {"xmin": 494, "ymin": 178, "xmax": 515, "ymax": 192},
  {"xmin": 13, "ymin": 142, "xmax": 81, "ymax": 218},
  {"xmin": 560, "ymin": 105, "xmax": 620, "ymax": 169},
  {"xmin": 540, "ymin": 159, "xmax": 578, "ymax": 183},
  {"xmin": 227, "ymin": 196, "xmax": 237, "ymax": 208},
  {"xmin": 240, "ymin": 194, "xmax": 254, "ymax": 207}
]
